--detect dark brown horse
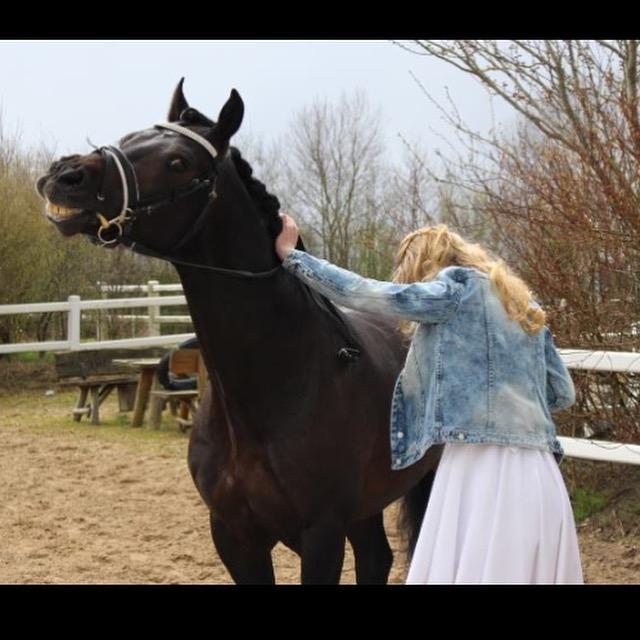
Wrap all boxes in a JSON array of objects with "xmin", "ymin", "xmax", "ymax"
[{"xmin": 36, "ymin": 80, "xmax": 443, "ymax": 584}]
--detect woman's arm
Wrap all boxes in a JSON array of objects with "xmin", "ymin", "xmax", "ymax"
[
  {"xmin": 543, "ymin": 326, "xmax": 576, "ymax": 411},
  {"xmin": 281, "ymin": 248, "xmax": 463, "ymax": 324}
]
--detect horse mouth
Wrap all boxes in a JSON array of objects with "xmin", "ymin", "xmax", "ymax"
[
  {"xmin": 44, "ymin": 199, "xmax": 91, "ymax": 222},
  {"xmin": 42, "ymin": 197, "xmax": 100, "ymax": 238}
]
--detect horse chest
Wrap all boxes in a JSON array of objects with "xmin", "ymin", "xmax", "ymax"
[{"xmin": 211, "ymin": 450, "xmax": 301, "ymax": 540}]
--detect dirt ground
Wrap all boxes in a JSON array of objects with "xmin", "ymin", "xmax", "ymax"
[{"xmin": 0, "ymin": 373, "xmax": 638, "ymax": 584}]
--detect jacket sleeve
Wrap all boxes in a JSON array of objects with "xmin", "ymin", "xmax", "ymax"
[
  {"xmin": 281, "ymin": 248, "xmax": 463, "ymax": 324},
  {"xmin": 543, "ymin": 326, "xmax": 576, "ymax": 411}
]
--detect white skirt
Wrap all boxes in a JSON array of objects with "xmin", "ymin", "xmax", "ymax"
[{"xmin": 405, "ymin": 442, "xmax": 584, "ymax": 584}]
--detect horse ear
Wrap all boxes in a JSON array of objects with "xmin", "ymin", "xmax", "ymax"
[
  {"xmin": 168, "ymin": 78, "xmax": 189, "ymax": 122},
  {"xmin": 214, "ymin": 89, "xmax": 244, "ymax": 146}
]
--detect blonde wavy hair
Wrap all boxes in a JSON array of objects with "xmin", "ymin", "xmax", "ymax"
[{"xmin": 391, "ymin": 224, "xmax": 546, "ymax": 339}]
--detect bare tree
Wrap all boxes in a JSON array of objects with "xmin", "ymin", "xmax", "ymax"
[
  {"xmin": 385, "ymin": 140, "xmax": 437, "ymax": 233},
  {"xmin": 398, "ymin": 40, "xmax": 640, "ymax": 445},
  {"xmin": 399, "ymin": 40, "xmax": 640, "ymax": 239},
  {"xmin": 283, "ymin": 91, "xmax": 385, "ymax": 266}
]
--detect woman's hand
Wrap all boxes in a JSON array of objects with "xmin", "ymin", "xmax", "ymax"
[{"xmin": 275, "ymin": 212, "xmax": 300, "ymax": 262}]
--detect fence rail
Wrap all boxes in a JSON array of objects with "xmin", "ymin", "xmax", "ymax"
[
  {"xmin": 1, "ymin": 283, "xmax": 639, "ymax": 465},
  {"xmin": 560, "ymin": 349, "xmax": 640, "ymax": 374},
  {"xmin": 557, "ymin": 436, "xmax": 640, "ymax": 465},
  {"xmin": 98, "ymin": 282, "xmax": 184, "ymax": 294},
  {"xmin": 0, "ymin": 288, "xmax": 194, "ymax": 354}
]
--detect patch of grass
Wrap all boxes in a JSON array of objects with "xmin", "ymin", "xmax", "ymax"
[
  {"xmin": 571, "ymin": 486, "xmax": 608, "ymax": 522},
  {"xmin": 562, "ymin": 456, "xmax": 640, "ymax": 537},
  {"xmin": 630, "ymin": 502, "xmax": 640, "ymax": 516},
  {"xmin": 0, "ymin": 359, "xmax": 57, "ymax": 392},
  {"xmin": 8, "ymin": 352, "xmax": 55, "ymax": 364},
  {"xmin": 0, "ymin": 388, "xmax": 188, "ymax": 457}
]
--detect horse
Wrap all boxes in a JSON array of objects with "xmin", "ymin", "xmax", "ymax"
[{"xmin": 36, "ymin": 80, "xmax": 443, "ymax": 584}]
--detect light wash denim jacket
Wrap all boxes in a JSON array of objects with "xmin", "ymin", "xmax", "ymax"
[{"xmin": 282, "ymin": 248, "xmax": 576, "ymax": 469}]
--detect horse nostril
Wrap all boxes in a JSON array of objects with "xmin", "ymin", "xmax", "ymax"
[{"xmin": 58, "ymin": 168, "xmax": 85, "ymax": 187}]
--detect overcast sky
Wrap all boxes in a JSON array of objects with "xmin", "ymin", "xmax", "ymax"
[{"xmin": 0, "ymin": 40, "xmax": 516, "ymax": 164}]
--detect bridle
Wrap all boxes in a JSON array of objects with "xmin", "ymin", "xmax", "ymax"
[{"xmin": 92, "ymin": 121, "xmax": 281, "ymax": 279}]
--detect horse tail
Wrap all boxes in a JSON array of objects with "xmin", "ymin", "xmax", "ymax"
[{"xmin": 396, "ymin": 469, "xmax": 436, "ymax": 564}]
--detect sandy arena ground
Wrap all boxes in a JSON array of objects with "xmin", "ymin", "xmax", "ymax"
[{"xmin": 0, "ymin": 388, "xmax": 638, "ymax": 584}]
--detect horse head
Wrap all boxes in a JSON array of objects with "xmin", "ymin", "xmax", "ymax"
[{"xmin": 36, "ymin": 80, "xmax": 260, "ymax": 260}]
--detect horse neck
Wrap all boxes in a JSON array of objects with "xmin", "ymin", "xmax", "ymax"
[
  {"xmin": 176, "ymin": 263, "xmax": 289, "ymax": 374},
  {"xmin": 175, "ymin": 260, "xmax": 325, "ymax": 439},
  {"xmin": 171, "ymin": 167, "xmax": 317, "ymax": 405},
  {"xmin": 176, "ymin": 161, "xmax": 275, "ymax": 274}
]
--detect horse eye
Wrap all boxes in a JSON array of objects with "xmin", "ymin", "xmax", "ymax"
[{"xmin": 169, "ymin": 158, "xmax": 187, "ymax": 172}]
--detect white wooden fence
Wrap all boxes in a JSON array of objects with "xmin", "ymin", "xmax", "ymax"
[
  {"xmin": 0, "ymin": 280, "xmax": 195, "ymax": 354},
  {"xmin": 96, "ymin": 280, "xmax": 191, "ymax": 337},
  {"xmin": 1, "ymin": 283, "xmax": 639, "ymax": 465}
]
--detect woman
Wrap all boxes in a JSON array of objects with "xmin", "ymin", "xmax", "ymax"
[{"xmin": 275, "ymin": 212, "xmax": 583, "ymax": 584}]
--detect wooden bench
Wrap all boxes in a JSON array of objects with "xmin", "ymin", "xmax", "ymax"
[
  {"xmin": 149, "ymin": 348, "xmax": 207, "ymax": 431},
  {"xmin": 54, "ymin": 348, "xmax": 167, "ymax": 425}
]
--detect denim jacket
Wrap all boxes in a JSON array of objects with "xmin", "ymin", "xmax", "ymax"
[{"xmin": 282, "ymin": 248, "xmax": 576, "ymax": 469}]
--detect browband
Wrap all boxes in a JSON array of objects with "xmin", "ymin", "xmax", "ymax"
[{"xmin": 154, "ymin": 122, "xmax": 219, "ymax": 162}]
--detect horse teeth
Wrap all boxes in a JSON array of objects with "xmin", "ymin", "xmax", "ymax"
[{"xmin": 45, "ymin": 200, "xmax": 83, "ymax": 219}]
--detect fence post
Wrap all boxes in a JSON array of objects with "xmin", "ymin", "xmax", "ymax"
[
  {"xmin": 95, "ymin": 281, "xmax": 101, "ymax": 341},
  {"xmin": 96, "ymin": 281, "xmax": 106, "ymax": 341},
  {"xmin": 147, "ymin": 280, "xmax": 160, "ymax": 337},
  {"xmin": 68, "ymin": 295, "xmax": 81, "ymax": 351}
]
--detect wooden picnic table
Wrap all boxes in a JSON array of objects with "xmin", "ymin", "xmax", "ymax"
[
  {"xmin": 112, "ymin": 358, "xmax": 162, "ymax": 427},
  {"xmin": 54, "ymin": 349, "xmax": 165, "ymax": 426},
  {"xmin": 67, "ymin": 375, "xmax": 138, "ymax": 425}
]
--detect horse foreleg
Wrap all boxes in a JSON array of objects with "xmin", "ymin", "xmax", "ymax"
[
  {"xmin": 300, "ymin": 520, "xmax": 346, "ymax": 584},
  {"xmin": 209, "ymin": 513, "xmax": 277, "ymax": 584},
  {"xmin": 346, "ymin": 511, "xmax": 393, "ymax": 584}
]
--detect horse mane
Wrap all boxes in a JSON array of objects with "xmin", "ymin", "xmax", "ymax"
[
  {"xmin": 179, "ymin": 109, "xmax": 282, "ymax": 237},
  {"xmin": 228, "ymin": 146, "xmax": 282, "ymax": 239}
]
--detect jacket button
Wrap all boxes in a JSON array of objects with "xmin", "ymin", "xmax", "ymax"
[
  {"xmin": 457, "ymin": 433, "xmax": 466, "ymax": 440},
  {"xmin": 397, "ymin": 432, "xmax": 404, "ymax": 439},
  {"xmin": 395, "ymin": 458, "xmax": 402, "ymax": 466}
]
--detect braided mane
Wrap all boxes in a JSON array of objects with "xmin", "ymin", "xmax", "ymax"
[
  {"xmin": 228, "ymin": 146, "xmax": 282, "ymax": 239},
  {"xmin": 179, "ymin": 108, "xmax": 282, "ymax": 239}
]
